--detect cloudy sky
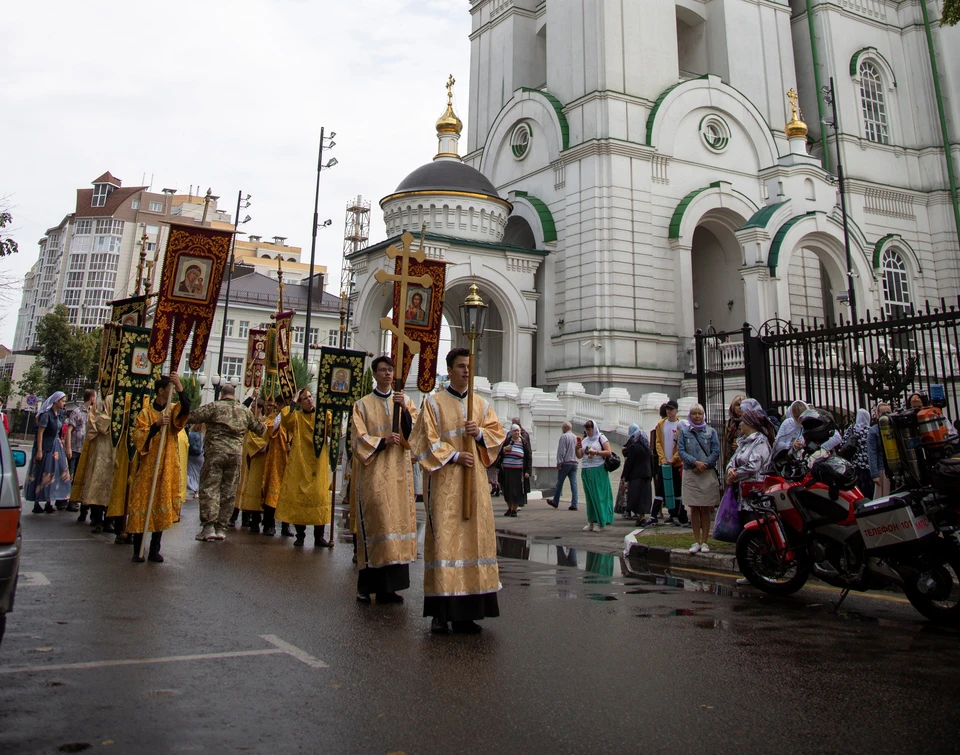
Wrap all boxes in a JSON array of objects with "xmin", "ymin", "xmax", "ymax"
[{"xmin": 0, "ymin": 0, "xmax": 472, "ymax": 346}]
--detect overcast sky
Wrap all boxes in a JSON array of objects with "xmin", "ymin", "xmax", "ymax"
[{"xmin": 0, "ymin": 0, "xmax": 472, "ymax": 347}]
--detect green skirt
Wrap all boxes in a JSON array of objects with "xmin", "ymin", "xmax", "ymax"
[{"xmin": 581, "ymin": 466, "xmax": 614, "ymax": 526}]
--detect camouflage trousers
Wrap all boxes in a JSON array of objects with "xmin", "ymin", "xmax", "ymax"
[{"xmin": 198, "ymin": 451, "xmax": 242, "ymax": 528}]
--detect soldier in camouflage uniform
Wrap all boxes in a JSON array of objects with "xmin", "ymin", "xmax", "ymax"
[{"xmin": 189, "ymin": 384, "xmax": 267, "ymax": 542}]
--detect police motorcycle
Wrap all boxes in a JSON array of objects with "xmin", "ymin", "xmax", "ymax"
[{"xmin": 736, "ymin": 408, "xmax": 960, "ymax": 625}]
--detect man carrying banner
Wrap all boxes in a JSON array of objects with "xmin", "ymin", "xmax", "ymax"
[
  {"xmin": 410, "ymin": 347, "xmax": 505, "ymax": 634},
  {"xmin": 188, "ymin": 384, "xmax": 267, "ymax": 542},
  {"xmin": 276, "ymin": 388, "xmax": 331, "ymax": 547},
  {"xmin": 260, "ymin": 397, "xmax": 286, "ymax": 537},
  {"xmin": 128, "ymin": 375, "xmax": 190, "ymax": 563},
  {"xmin": 351, "ymin": 355, "xmax": 419, "ymax": 604}
]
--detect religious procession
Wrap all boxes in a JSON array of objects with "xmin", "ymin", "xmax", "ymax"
[{"xmin": 52, "ymin": 214, "xmax": 505, "ymax": 636}]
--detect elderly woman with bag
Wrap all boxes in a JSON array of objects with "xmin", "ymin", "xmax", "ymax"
[
  {"xmin": 623, "ymin": 423, "xmax": 656, "ymax": 525},
  {"xmin": 677, "ymin": 404, "xmax": 721, "ymax": 553},
  {"xmin": 579, "ymin": 420, "xmax": 614, "ymax": 532},
  {"xmin": 25, "ymin": 391, "xmax": 73, "ymax": 514},
  {"xmin": 499, "ymin": 424, "xmax": 531, "ymax": 518}
]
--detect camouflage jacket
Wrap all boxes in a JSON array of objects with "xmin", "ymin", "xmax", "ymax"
[{"xmin": 189, "ymin": 399, "xmax": 267, "ymax": 458}]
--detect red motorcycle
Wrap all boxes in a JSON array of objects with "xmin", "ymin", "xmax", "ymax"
[{"xmin": 737, "ymin": 450, "xmax": 960, "ymax": 624}]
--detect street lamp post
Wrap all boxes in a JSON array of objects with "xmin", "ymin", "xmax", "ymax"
[
  {"xmin": 214, "ymin": 190, "xmax": 252, "ymax": 399},
  {"xmin": 303, "ymin": 127, "xmax": 337, "ymax": 361},
  {"xmin": 458, "ymin": 284, "xmax": 488, "ymax": 520},
  {"xmin": 822, "ymin": 77, "xmax": 858, "ymax": 324}
]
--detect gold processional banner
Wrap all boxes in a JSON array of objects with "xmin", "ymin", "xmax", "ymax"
[
  {"xmin": 148, "ymin": 222, "xmax": 233, "ymax": 370},
  {"xmin": 111, "ymin": 326, "xmax": 162, "ymax": 459},
  {"xmin": 390, "ymin": 255, "xmax": 448, "ymax": 392},
  {"xmin": 313, "ymin": 347, "xmax": 367, "ymax": 462},
  {"xmin": 244, "ymin": 328, "xmax": 268, "ymax": 392},
  {"xmin": 98, "ymin": 294, "xmax": 148, "ymax": 395},
  {"xmin": 275, "ymin": 311, "xmax": 297, "ymax": 404}
]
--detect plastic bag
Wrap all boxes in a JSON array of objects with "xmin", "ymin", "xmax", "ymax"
[{"xmin": 712, "ymin": 485, "xmax": 741, "ymax": 543}]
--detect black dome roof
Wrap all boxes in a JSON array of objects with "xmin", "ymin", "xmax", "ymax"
[{"xmin": 392, "ymin": 160, "xmax": 500, "ymax": 198}]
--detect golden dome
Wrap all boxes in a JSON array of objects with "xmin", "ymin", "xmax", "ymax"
[
  {"xmin": 436, "ymin": 74, "xmax": 463, "ymax": 136},
  {"xmin": 785, "ymin": 87, "xmax": 808, "ymax": 139}
]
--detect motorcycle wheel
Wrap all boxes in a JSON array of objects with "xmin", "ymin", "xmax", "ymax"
[
  {"xmin": 735, "ymin": 529, "xmax": 810, "ymax": 596},
  {"xmin": 903, "ymin": 551, "xmax": 960, "ymax": 626}
]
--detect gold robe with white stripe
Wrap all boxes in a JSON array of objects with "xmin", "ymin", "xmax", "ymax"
[
  {"xmin": 351, "ymin": 392, "xmax": 419, "ymax": 571},
  {"xmin": 410, "ymin": 390, "xmax": 505, "ymax": 599}
]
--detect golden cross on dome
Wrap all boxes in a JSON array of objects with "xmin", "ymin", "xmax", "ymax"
[
  {"xmin": 446, "ymin": 74, "xmax": 455, "ymax": 105},
  {"xmin": 787, "ymin": 88, "xmax": 802, "ymax": 121}
]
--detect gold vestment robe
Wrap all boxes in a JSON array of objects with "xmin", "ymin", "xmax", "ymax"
[
  {"xmin": 351, "ymin": 392, "xmax": 419, "ymax": 570},
  {"xmin": 108, "ymin": 395, "xmax": 142, "ymax": 519},
  {"xmin": 262, "ymin": 419, "xmax": 289, "ymax": 511},
  {"xmin": 236, "ymin": 413, "xmax": 274, "ymax": 512},
  {"xmin": 127, "ymin": 401, "xmax": 189, "ymax": 533},
  {"xmin": 410, "ymin": 390, "xmax": 505, "ymax": 600},
  {"xmin": 274, "ymin": 409, "xmax": 331, "ymax": 526},
  {"xmin": 77, "ymin": 398, "xmax": 116, "ymax": 509}
]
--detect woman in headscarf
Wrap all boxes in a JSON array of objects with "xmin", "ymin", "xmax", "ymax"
[
  {"xmin": 771, "ymin": 400, "xmax": 808, "ymax": 458},
  {"xmin": 579, "ymin": 419, "xmax": 614, "ymax": 532},
  {"xmin": 677, "ymin": 404, "xmax": 721, "ymax": 552},
  {"xmin": 24, "ymin": 391, "xmax": 72, "ymax": 513},
  {"xmin": 499, "ymin": 424, "xmax": 531, "ymax": 517},
  {"xmin": 725, "ymin": 408, "xmax": 775, "ymax": 491},
  {"xmin": 623, "ymin": 422, "xmax": 656, "ymax": 525},
  {"xmin": 615, "ymin": 424, "xmax": 639, "ymax": 517},
  {"xmin": 723, "ymin": 395, "xmax": 744, "ymax": 469},
  {"xmin": 842, "ymin": 408, "xmax": 873, "ymax": 498}
]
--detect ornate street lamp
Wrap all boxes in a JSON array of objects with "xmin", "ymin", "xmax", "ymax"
[{"xmin": 459, "ymin": 283, "xmax": 487, "ymax": 519}]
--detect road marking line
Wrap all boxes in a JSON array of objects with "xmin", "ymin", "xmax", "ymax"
[
  {"xmin": 261, "ymin": 634, "xmax": 329, "ymax": 668},
  {"xmin": 20, "ymin": 572, "xmax": 51, "ymax": 587},
  {"xmin": 0, "ymin": 636, "xmax": 327, "ymax": 675},
  {"xmin": 670, "ymin": 566, "xmax": 911, "ymax": 604},
  {"xmin": 26, "ymin": 539, "xmax": 99, "ymax": 542}
]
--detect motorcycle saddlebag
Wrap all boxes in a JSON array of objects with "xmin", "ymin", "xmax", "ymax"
[
  {"xmin": 933, "ymin": 457, "xmax": 960, "ymax": 496},
  {"xmin": 855, "ymin": 493, "xmax": 935, "ymax": 552}
]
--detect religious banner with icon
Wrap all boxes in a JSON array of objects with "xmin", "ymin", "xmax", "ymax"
[
  {"xmin": 274, "ymin": 311, "xmax": 297, "ymax": 404},
  {"xmin": 244, "ymin": 328, "xmax": 268, "ymax": 391},
  {"xmin": 98, "ymin": 294, "xmax": 149, "ymax": 394},
  {"xmin": 380, "ymin": 232, "xmax": 448, "ymax": 392},
  {"xmin": 148, "ymin": 222, "xmax": 233, "ymax": 370},
  {"xmin": 313, "ymin": 347, "xmax": 366, "ymax": 459},
  {"xmin": 111, "ymin": 326, "xmax": 163, "ymax": 456}
]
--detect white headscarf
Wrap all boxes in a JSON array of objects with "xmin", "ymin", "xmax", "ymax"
[
  {"xmin": 39, "ymin": 391, "xmax": 66, "ymax": 415},
  {"xmin": 584, "ymin": 420, "xmax": 601, "ymax": 442},
  {"xmin": 510, "ymin": 423, "xmax": 520, "ymax": 433},
  {"xmin": 855, "ymin": 408, "xmax": 871, "ymax": 428},
  {"xmin": 740, "ymin": 398, "xmax": 762, "ymax": 414}
]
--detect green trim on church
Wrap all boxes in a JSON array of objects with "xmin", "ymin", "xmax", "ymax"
[
  {"xmin": 646, "ymin": 80, "xmax": 693, "ymax": 146},
  {"xmin": 513, "ymin": 191, "xmax": 558, "ymax": 243},
  {"xmin": 668, "ymin": 186, "xmax": 709, "ymax": 239},
  {"xmin": 349, "ymin": 232, "xmax": 548, "ymax": 261},
  {"xmin": 873, "ymin": 234, "xmax": 899, "ymax": 268},
  {"xmin": 742, "ymin": 201, "xmax": 789, "ymax": 231},
  {"xmin": 521, "ymin": 88, "xmax": 570, "ymax": 150},
  {"xmin": 850, "ymin": 47, "xmax": 898, "ymax": 87},
  {"xmin": 768, "ymin": 212, "xmax": 819, "ymax": 276}
]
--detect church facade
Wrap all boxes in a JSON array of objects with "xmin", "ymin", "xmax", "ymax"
[{"xmin": 350, "ymin": 0, "xmax": 960, "ymax": 399}]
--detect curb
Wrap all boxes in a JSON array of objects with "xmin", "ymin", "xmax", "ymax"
[{"xmin": 626, "ymin": 541, "xmax": 741, "ymax": 575}]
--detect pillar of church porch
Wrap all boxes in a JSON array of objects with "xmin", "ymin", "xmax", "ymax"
[{"xmin": 740, "ymin": 265, "xmax": 776, "ymax": 329}]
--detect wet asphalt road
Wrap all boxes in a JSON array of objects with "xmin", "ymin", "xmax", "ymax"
[{"xmin": 2, "ymin": 503, "xmax": 960, "ymax": 755}]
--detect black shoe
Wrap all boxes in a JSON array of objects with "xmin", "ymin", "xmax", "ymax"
[
  {"xmin": 148, "ymin": 552, "xmax": 164, "ymax": 563},
  {"xmin": 378, "ymin": 592, "xmax": 404, "ymax": 604},
  {"xmin": 91, "ymin": 524, "xmax": 103, "ymax": 534},
  {"xmin": 32, "ymin": 503, "xmax": 43, "ymax": 514},
  {"xmin": 132, "ymin": 554, "xmax": 145, "ymax": 563},
  {"xmin": 502, "ymin": 510, "xmax": 512, "ymax": 517},
  {"xmin": 44, "ymin": 503, "xmax": 56, "ymax": 514},
  {"xmin": 55, "ymin": 501, "xmax": 67, "ymax": 511},
  {"xmin": 314, "ymin": 537, "xmax": 332, "ymax": 548},
  {"xmin": 249, "ymin": 525, "xmax": 260, "ymax": 534},
  {"xmin": 452, "ymin": 620, "xmax": 482, "ymax": 634},
  {"xmin": 76, "ymin": 510, "xmax": 88, "ymax": 523},
  {"xmin": 262, "ymin": 526, "xmax": 276, "ymax": 537},
  {"xmin": 293, "ymin": 536, "xmax": 305, "ymax": 547},
  {"xmin": 281, "ymin": 525, "xmax": 294, "ymax": 537},
  {"xmin": 509, "ymin": 510, "xmax": 518, "ymax": 517},
  {"xmin": 115, "ymin": 533, "xmax": 132, "ymax": 545},
  {"xmin": 356, "ymin": 591, "xmax": 371, "ymax": 603},
  {"xmin": 546, "ymin": 499, "xmax": 559, "ymax": 508},
  {"xmin": 430, "ymin": 617, "xmax": 450, "ymax": 634},
  {"xmin": 67, "ymin": 502, "xmax": 80, "ymax": 512},
  {"xmin": 568, "ymin": 505, "xmax": 578, "ymax": 511}
]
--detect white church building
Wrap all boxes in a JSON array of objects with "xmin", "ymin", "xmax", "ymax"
[{"xmin": 349, "ymin": 0, "xmax": 960, "ymax": 401}]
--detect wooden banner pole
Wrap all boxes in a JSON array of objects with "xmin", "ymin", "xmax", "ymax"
[{"xmin": 462, "ymin": 335, "xmax": 477, "ymax": 521}]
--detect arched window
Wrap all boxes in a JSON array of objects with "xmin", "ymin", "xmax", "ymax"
[
  {"xmin": 881, "ymin": 249, "xmax": 911, "ymax": 317},
  {"xmin": 859, "ymin": 62, "xmax": 889, "ymax": 144}
]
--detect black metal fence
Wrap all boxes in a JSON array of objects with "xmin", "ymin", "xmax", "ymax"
[{"xmin": 696, "ymin": 299, "xmax": 960, "ymax": 430}]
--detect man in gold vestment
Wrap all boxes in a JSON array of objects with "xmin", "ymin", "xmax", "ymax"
[
  {"xmin": 351, "ymin": 356, "xmax": 419, "ymax": 604},
  {"xmin": 275, "ymin": 388, "xmax": 331, "ymax": 547},
  {"xmin": 410, "ymin": 347, "xmax": 505, "ymax": 634},
  {"xmin": 259, "ymin": 398, "xmax": 286, "ymax": 536},
  {"xmin": 74, "ymin": 396, "xmax": 115, "ymax": 533},
  {"xmin": 128, "ymin": 374, "xmax": 190, "ymax": 563}
]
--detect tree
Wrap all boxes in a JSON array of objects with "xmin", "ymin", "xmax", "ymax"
[
  {"xmin": 0, "ymin": 201, "xmax": 17, "ymax": 258},
  {"xmin": 0, "ymin": 375, "xmax": 11, "ymax": 406},
  {"xmin": 16, "ymin": 362, "xmax": 45, "ymax": 399},
  {"xmin": 180, "ymin": 374, "xmax": 202, "ymax": 411},
  {"xmin": 34, "ymin": 305, "xmax": 100, "ymax": 397},
  {"xmin": 944, "ymin": 0, "xmax": 960, "ymax": 25},
  {"xmin": 291, "ymin": 355, "xmax": 312, "ymax": 392}
]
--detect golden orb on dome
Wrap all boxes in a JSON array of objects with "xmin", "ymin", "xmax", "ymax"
[
  {"xmin": 436, "ymin": 74, "xmax": 463, "ymax": 136},
  {"xmin": 785, "ymin": 88, "xmax": 808, "ymax": 139}
]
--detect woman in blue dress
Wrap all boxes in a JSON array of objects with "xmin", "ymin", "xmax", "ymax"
[{"xmin": 25, "ymin": 391, "xmax": 73, "ymax": 513}]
